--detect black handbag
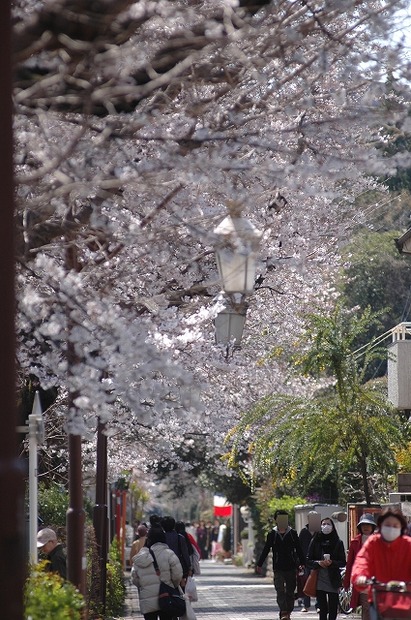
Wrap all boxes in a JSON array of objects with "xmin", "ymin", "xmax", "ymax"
[{"xmin": 149, "ymin": 549, "xmax": 187, "ymax": 617}]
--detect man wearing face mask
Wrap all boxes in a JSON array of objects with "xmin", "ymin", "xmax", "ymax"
[
  {"xmin": 352, "ymin": 508, "xmax": 411, "ymax": 620},
  {"xmin": 256, "ymin": 509, "xmax": 305, "ymax": 620}
]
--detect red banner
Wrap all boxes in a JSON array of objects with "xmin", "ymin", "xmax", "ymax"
[{"xmin": 214, "ymin": 505, "xmax": 232, "ymax": 517}]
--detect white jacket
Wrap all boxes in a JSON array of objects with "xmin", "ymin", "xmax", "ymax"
[{"xmin": 131, "ymin": 542, "xmax": 183, "ymax": 614}]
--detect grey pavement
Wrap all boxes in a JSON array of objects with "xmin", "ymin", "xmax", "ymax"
[{"xmin": 117, "ymin": 560, "xmax": 359, "ymax": 620}]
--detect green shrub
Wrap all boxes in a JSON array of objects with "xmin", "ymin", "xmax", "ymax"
[
  {"xmin": 24, "ymin": 561, "xmax": 84, "ymax": 619},
  {"xmin": 85, "ymin": 524, "xmax": 103, "ymax": 620},
  {"xmin": 38, "ymin": 483, "xmax": 69, "ymax": 527},
  {"xmin": 105, "ymin": 537, "xmax": 125, "ymax": 618},
  {"xmin": 37, "ymin": 482, "xmax": 94, "ymax": 527}
]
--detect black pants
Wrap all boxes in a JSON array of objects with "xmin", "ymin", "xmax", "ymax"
[
  {"xmin": 143, "ymin": 611, "xmax": 171, "ymax": 620},
  {"xmin": 316, "ymin": 589, "xmax": 339, "ymax": 620},
  {"xmin": 274, "ymin": 569, "xmax": 297, "ymax": 614}
]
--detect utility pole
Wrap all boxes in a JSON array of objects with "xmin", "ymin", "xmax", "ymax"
[{"xmin": 0, "ymin": 1, "xmax": 27, "ymax": 617}]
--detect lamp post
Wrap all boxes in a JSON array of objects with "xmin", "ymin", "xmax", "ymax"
[
  {"xmin": 28, "ymin": 392, "xmax": 44, "ymax": 564},
  {"xmin": 214, "ymin": 205, "xmax": 262, "ymax": 308},
  {"xmin": 214, "ymin": 295, "xmax": 248, "ymax": 347},
  {"xmin": 213, "ymin": 205, "xmax": 261, "ymax": 347}
]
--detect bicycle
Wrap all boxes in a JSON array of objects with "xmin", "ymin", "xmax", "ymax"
[{"xmin": 338, "ymin": 568, "xmax": 353, "ymax": 615}]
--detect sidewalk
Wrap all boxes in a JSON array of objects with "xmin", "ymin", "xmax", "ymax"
[{"xmin": 117, "ymin": 559, "xmax": 358, "ymax": 620}]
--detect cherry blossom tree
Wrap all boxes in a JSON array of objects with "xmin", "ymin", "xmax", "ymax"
[{"xmin": 13, "ymin": 0, "xmax": 411, "ymax": 482}]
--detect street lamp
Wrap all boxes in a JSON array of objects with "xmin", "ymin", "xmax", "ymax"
[
  {"xmin": 213, "ymin": 204, "xmax": 261, "ymax": 347},
  {"xmin": 213, "ymin": 204, "xmax": 262, "ymax": 307},
  {"xmin": 214, "ymin": 295, "xmax": 248, "ymax": 347}
]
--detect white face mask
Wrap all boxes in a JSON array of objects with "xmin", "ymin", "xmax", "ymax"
[
  {"xmin": 381, "ymin": 525, "xmax": 401, "ymax": 542},
  {"xmin": 321, "ymin": 524, "xmax": 333, "ymax": 535}
]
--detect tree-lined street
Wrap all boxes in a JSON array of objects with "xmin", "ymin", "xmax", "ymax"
[{"xmin": 4, "ymin": 0, "xmax": 411, "ymax": 617}]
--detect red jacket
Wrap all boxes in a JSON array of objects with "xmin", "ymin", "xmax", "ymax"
[
  {"xmin": 351, "ymin": 533, "xmax": 411, "ymax": 602},
  {"xmin": 344, "ymin": 534, "xmax": 363, "ymax": 608}
]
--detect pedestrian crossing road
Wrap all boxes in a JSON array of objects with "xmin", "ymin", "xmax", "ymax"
[{"xmin": 120, "ymin": 559, "xmax": 357, "ymax": 620}]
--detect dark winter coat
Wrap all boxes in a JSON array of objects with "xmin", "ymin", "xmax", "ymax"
[
  {"xmin": 299, "ymin": 525, "xmax": 316, "ymax": 557},
  {"xmin": 257, "ymin": 526, "xmax": 305, "ymax": 571},
  {"xmin": 307, "ymin": 531, "xmax": 346, "ymax": 589},
  {"xmin": 165, "ymin": 531, "xmax": 190, "ymax": 577},
  {"xmin": 45, "ymin": 543, "xmax": 67, "ymax": 579}
]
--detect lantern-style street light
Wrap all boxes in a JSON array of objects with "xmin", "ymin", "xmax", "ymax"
[
  {"xmin": 213, "ymin": 204, "xmax": 261, "ymax": 347},
  {"xmin": 214, "ymin": 294, "xmax": 248, "ymax": 347},
  {"xmin": 213, "ymin": 204, "xmax": 262, "ymax": 307}
]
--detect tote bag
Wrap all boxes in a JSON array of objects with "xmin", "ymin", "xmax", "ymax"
[
  {"xmin": 185, "ymin": 576, "xmax": 198, "ymax": 602},
  {"xmin": 303, "ymin": 570, "xmax": 318, "ymax": 598}
]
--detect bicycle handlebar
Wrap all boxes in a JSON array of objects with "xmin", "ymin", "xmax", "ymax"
[{"xmin": 363, "ymin": 579, "xmax": 411, "ymax": 592}]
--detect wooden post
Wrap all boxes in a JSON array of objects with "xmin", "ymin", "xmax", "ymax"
[{"xmin": 0, "ymin": 2, "xmax": 27, "ymax": 617}]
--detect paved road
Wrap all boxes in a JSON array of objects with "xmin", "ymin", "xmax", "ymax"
[{"xmin": 119, "ymin": 559, "xmax": 356, "ymax": 620}]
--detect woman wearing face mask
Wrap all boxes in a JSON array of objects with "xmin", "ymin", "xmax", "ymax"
[
  {"xmin": 343, "ymin": 513, "xmax": 377, "ymax": 620},
  {"xmin": 307, "ymin": 517, "xmax": 346, "ymax": 620},
  {"xmin": 352, "ymin": 508, "xmax": 411, "ymax": 620}
]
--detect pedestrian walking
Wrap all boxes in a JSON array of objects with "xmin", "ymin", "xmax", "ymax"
[
  {"xmin": 352, "ymin": 508, "xmax": 411, "ymax": 620},
  {"xmin": 306, "ymin": 517, "xmax": 346, "ymax": 620},
  {"xmin": 196, "ymin": 521, "xmax": 209, "ymax": 559},
  {"xmin": 298, "ymin": 510, "xmax": 321, "ymax": 612},
  {"xmin": 343, "ymin": 513, "xmax": 376, "ymax": 620},
  {"xmin": 161, "ymin": 516, "xmax": 191, "ymax": 582},
  {"xmin": 130, "ymin": 523, "xmax": 148, "ymax": 565},
  {"xmin": 131, "ymin": 526, "xmax": 183, "ymax": 620},
  {"xmin": 256, "ymin": 509, "xmax": 305, "ymax": 620}
]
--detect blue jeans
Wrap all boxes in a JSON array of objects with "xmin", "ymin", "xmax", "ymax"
[{"xmin": 274, "ymin": 569, "xmax": 297, "ymax": 614}]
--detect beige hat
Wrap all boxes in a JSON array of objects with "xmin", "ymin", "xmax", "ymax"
[{"xmin": 36, "ymin": 527, "xmax": 57, "ymax": 548}]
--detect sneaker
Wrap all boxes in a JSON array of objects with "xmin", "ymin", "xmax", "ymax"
[
  {"xmin": 302, "ymin": 608, "xmax": 308, "ymax": 613},
  {"xmin": 316, "ymin": 608, "xmax": 321, "ymax": 613}
]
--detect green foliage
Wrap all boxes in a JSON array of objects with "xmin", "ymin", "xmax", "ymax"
[
  {"xmin": 376, "ymin": 118, "xmax": 411, "ymax": 192},
  {"xmin": 38, "ymin": 482, "xmax": 69, "ymax": 526},
  {"xmin": 340, "ymin": 230, "xmax": 411, "ymax": 367},
  {"xmin": 85, "ymin": 524, "xmax": 103, "ymax": 620},
  {"xmin": 105, "ymin": 537, "xmax": 125, "ymax": 618},
  {"xmin": 37, "ymin": 481, "xmax": 94, "ymax": 527},
  {"xmin": 228, "ymin": 305, "xmax": 407, "ymax": 506},
  {"xmin": 24, "ymin": 561, "xmax": 84, "ymax": 619},
  {"xmin": 262, "ymin": 495, "xmax": 307, "ymax": 531}
]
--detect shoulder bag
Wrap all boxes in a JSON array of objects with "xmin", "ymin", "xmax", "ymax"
[
  {"xmin": 303, "ymin": 569, "xmax": 318, "ymax": 598},
  {"xmin": 149, "ymin": 549, "xmax": 187, "ymax": 617}
]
